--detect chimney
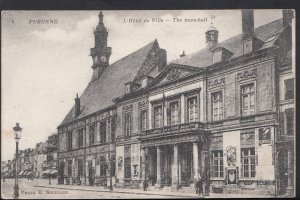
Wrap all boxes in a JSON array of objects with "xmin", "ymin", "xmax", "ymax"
[
  {"xmin": 282, "ymin": 9, "xmax": 294, "ymax": 27},
  {"xmin": 158, "ymin": 48, "xmax": 167, "ymax": 72},
  {"xmin": 242, "ymin": 10, "xmax": 254, "ymax": 40},
  {"xmin": 74, "ymin": 93, "xmax": 80, "ymax": 117}
]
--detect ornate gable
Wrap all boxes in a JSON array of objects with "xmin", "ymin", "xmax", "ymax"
[{"xmin": 147, "ymin": 64, "xmax": 202, "ymax": 88}]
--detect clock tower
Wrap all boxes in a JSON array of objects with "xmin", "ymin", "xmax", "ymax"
[{"xmin": 90, "ymin": 11, "xmax": 112, "ymax": 82}]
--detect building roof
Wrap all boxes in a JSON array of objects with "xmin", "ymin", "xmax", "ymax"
[
  {"xmin": 59, "ymin": 39, "xmax": 159, "ymax": 127},
  {"xmin": 176, "ymin": 18, "xmax": 285, "ymax": 68}
]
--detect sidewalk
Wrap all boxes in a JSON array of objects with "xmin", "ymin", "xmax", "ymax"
[{"xmin": 32, "ymin": 179, "xmax": 272, "ymax": 198}]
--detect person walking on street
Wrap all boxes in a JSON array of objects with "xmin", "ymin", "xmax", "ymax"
[{"xmin": 197, "ymin": 173, "xmax": 204, "ymax": 197}]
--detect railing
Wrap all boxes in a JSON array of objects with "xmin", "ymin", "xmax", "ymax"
[{"xmin": 142, "ymin": 122, "xmax": 206, "ymax": 136}]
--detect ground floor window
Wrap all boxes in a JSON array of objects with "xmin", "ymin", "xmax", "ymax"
[
  {"xmin": 77, "ymin": 159, "xmax": 83, "ymax": 177},
  {"xmin": 100, "ymin": 156, "xmax": 107, "ymax": 177},
  {"xmin": 211, "ymin": 150, "xmax": 223, "ymax": 178},
  {"xmin": 241, "ymin": 148, "xmax": 256, "ymax": 178},
  {"xmin": 67, "ymin": 160, "xmax": 72, "ymax": 177}
]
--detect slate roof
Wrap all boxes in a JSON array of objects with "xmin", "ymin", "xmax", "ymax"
[
  {"xmin": 176, "ymin": 18, "xmax": 285, "ymax": 68},
  {"xmin": 59, "ymin": 40, "xmax": 158, "ymax": 127}
]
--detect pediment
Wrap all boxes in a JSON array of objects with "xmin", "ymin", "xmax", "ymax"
[{"xmin": 147, "ymin": 64, "xmax": 202, "ymax": 88}]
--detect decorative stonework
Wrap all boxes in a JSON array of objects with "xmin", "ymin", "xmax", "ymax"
[
  {"xmin": 167, "ymin": 68, "xmax": 181, "ymax": 81},
  {"xmin": 123, "ymin": 104, "xmax": 133, "ymax": 112},
  {"xmin": 138, "ymin": 100, "xmax": 149, "ymax": 108},
  {"xmin": 236, "ymin": 68, "xmax": 257, "ymax": 81},
  {"xmin": 208, "ymin": 77, "xmax": 225, "ymax": 88}
]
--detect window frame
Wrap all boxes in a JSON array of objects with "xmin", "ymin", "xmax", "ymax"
[
  {"xmin": 243, "ymin": 39, "xmax": 253, "ymax": 55},
  {"xmin": 100, "ymin": 120, "xmax": 107, "ymax": 144},
  {"xmin": 153, "ymin": 104, "xmax": 163, "ymax": 128},
  {"xmin": 241, "ymin": 147, "xmax": 256, "ymax": 178},
  {"xmin": 123, "ymin": 112, "xmax": 132, "ymax": 137},
  {"xmin": 168, "ymin": 99, "xmax": 180, "ymax": 125},
  {"xmin": 213, "ymin": 50, "xmax": 223, "ymax": 64},
  {"xmin": 240, "ymin": 82, "xmax": 256, "ymax": 116},
  {"xmin": 140, "ymin": 109, "xmax": 148, "ymax": 131},
  {"xmin": 211, "ymin": 150, "xmax": 224, "ymax": 178},
  {"xmin": 185, "ymin": 93, "xmax": 200, "ymax": 123},
  {"xmin": 284, "ymin": 78, "xmax": 294, "ymax": 100},
  {"xmin": 88, "ymin": 124, "xmax": 95, "ymax": 146},
  {"xmin": 67, "ymin": 131, "xmax": 73, "ymax": 151},
  {"xmin": 77, "ymin": 128, "xmax": 84, "ymax": 148},
  {"xmin": 211, "ymin": 91, "xmax": 224, "ymax": 121}
]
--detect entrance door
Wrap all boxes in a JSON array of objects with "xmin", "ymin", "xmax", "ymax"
[
  {"xmin": 161, "ymin": 146, "xmax": 172, "ymax": 186},
  {"xmin": 58, "ymin": 161, "xmax": 65, "ymax": 184},
  {"xmin": 180, "ymin": 144, "xmax": 192, "ymax": 186},
  {"xmin": 278, "ymin": 150, "xmax": 288, "ymax": 195},
  {"xmin": 88, "ymin": 161, "xmax": 95, "ymax": 186},
  {"xmin": 148, "ymin": 147, "xmax": 157, "ymax": 186}
]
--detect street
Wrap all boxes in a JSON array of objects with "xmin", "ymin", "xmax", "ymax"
[{"xmin": 1, "ymin": 179, "xmax": 190, "ymax": 199}]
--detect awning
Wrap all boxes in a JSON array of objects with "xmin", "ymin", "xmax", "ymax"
[
  {"xmin": 18, "ymin": 170, "xmax": 24, "ymax": 176},
  {"xmin": 50, "ymin": 169, "xmax": 58, "ymax": 175}
]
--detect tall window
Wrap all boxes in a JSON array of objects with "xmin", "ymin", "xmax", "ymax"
[
  {"xmin": 154, "ymin": 105, "xmax": 163, "ymax": 128},
  {"xmin": 78, "ymin": 159, "xmax": 83, "ymax": 177},
  {"xmin": 89, "ymin": 125, "xmax": 95, "ymax": 146},
  {"xmin": 124, "ymin": 146, "xmax": 131, "ymax": 178},
  {"xmin": 100, "ymin": 156, "xmax": 106, "ymax": 177},
  {"xmin": 286, "ymin": 108, "xmax": 294, "ymax": 136},
  {"xmin": 124, "ymin": 112, "xmax": 132, "ymax": 136},
  {"xmin": 111, "ymin": 117, "xmax": 116, "ymax": 143},
  {"xmin": 211, "ymin": 92, "xmax": 223, "ymax": 121},
  {"xmin": 77, "ymin": 129, "xmax": 83, "ymax": 148},
  {"xmin": 285, "ymin": 78, "xmax": 294, "ymax": 100},
  {"xmin": 140, "ymin": 110, "xmax": 147, "ymax": 131},
  {"xmin": 67, "ymin": 131, "xmax": 73, "ymax": 151},
  {"xmin": 67, "ymin": 160, "xmax": 72, "ymax": 177},
  {"xmin": 100, "ymin": 121, "xmax": 106, "ymax": 144},
  {"xmin": 211, "ymin": 150, "xmax": 223, "ymax": 178},
  {"xmin": 110, "ymin": 155, "xmax": 116, "ymax": 176},
  {"xmin": 241, "ymin": 148, "xmax": 256, "ymax": 178},
  {"xmin": 241, "ymin": 84, "xmax": 255, "ymax": 116},
  {"xmin": 243, "ymin": 40, "xmax": 253, "ymax": 54},
  {"xmin": 169, "ymin": 101, "xmax": 180, "ymax": 125},
  {"xmin": 187, "ymin": 97, "xmax": 199, "ymax": 122}
]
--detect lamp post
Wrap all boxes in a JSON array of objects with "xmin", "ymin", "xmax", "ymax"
[{"xmin": 13, "ymin": 123, "xmax": 22, "ymax": 199}]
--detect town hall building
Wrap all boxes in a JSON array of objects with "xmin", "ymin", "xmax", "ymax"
[{"xmin": 57, "ymin": 10, "xmax": 294, "ymax": 196}]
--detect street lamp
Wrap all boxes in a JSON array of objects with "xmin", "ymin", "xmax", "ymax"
[{"xmin": 13, "ymin": 123, "xmax": 22, "ymax": 199}]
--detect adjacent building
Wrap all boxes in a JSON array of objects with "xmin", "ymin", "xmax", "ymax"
[{"xmin": 56, "ymin": 10, "xmax": 295, "ymax": 196}]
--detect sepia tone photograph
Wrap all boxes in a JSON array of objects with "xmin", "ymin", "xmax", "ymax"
[{"xmin": 1, "ymin": 9, "xmax": 295, "ymax": 199}]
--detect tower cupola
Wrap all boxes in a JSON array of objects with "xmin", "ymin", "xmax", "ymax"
[{"xmin": 205, "ymin": 24, "xmax": 219, "ymax": 50}]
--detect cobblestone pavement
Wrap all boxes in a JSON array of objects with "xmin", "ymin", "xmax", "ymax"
[{"xmin": 1, "ymin": 178, "xmax": 276, "ymax": 199}]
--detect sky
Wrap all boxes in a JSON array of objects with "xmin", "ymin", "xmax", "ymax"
[{"xmin": 1, "ymin": 10, "xmax": 282, "ymax": 161}]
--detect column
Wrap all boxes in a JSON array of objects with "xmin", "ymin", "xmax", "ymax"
[
  {"xmin": 193, "ymin": 143, "xmax": 199, "ymax": 181},
  {"xmin": 155, "ymin": 146, "xmax": 162, "ymax": 188},
  {"xmin": 141, "ymin": 148, "xmax": 146, "ymax": 181},
  {"xmin": 286, "ymin": 149, "xmax": 294, "ymax": 196},
  {"xmin": 172, "ymin": 144, "xmax": 179, "ymax": 191}
]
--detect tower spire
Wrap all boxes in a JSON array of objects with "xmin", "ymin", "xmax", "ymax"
[{"xmin": 98, "ymin": 11, "xmax": 104, "ymax": 24}]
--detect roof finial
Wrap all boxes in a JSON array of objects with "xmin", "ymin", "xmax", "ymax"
[{"xmin": 98, "ymin": 11, "xmax": 104, "ymax": 24}]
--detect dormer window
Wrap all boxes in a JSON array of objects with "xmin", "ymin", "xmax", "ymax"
[
  {"xmin": 125, "ymin": 84, "xmax": 131, "ymax": 94},
  {"xmin": 212, "ymin": 47, "xmax": 233, "ymax": 64},
  {"xmin": 243, "ymin": 39, "xmax": 253, "ymax": 54},
  {"xmin": 213, "ymin": 50, "xmax": 222, "ymax": 64}
]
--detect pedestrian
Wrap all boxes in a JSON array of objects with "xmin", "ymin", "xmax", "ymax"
[
  {"xmin": 197, "ymin": 173, "xmax": 204, "ymax": 197},
  {"xmin": 143, "ymin": 179, "xmax": 148, "ymax": 191}
]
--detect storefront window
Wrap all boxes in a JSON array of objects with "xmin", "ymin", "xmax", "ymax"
[
  {"xmin": 211, "ymin": 91, "xmax": 223, "ymax": 121},
  {"xmin": 211, "ymin": 150, "xmax": 223, "ymax": 178},
  {"xmin": 241, "ymin": 148, "xmax": 256, "ymax": 178},
  {"xmin": 100, "ymin": 156, "xmax": 106, "ymax": 177},
  {"xmin": 67, "ymin": 160, "xmax": 72, "ymax": 177},
  {"xmin": 78, "ymin": 159, "xmax": 83, "ymax": 177},
  {"xmin": 187, "ymin": 97, "xmax": 198, "ymax": 122},
  {"xmin": 241, "ymin": 84, "xmax": 255, "ymax": 116}
]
